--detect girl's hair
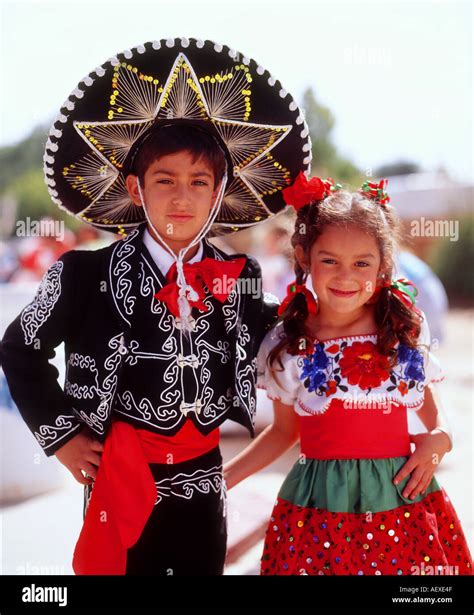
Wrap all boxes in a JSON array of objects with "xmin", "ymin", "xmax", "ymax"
[{"xmin": 269, "ymin": 190, "xmax": 422, "ymax": 369}]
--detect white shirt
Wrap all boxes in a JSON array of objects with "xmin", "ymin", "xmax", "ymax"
[{"xmin": 143, "ymin": 228, "xmax": 204, "ymax": 276}]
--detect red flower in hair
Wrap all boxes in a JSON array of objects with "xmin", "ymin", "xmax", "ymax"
[
  {"xmin": 339, "ymin": 340, "xmax": 391, "ymax": 390},
  {"xmin": 360, "ymin": 179, "xmax": 390, "ymax": 205},
  {"xmin": 283, "ymin": 172, "xmax": 337, "ymax": 210}
]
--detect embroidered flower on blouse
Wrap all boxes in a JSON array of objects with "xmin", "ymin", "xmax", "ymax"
[
  {"xmin": 339, "ymin": 340, "xmax": 391, "ymax": 390},
  {"xmin": 300, "ymin": 343, "xmax": 329, "ymax": 393},
  {"xmin": 397, "ymin": 345, "xmax": 425, "ymax": 382},
  {"xmin": 325, "ymin": 379, "xmax": 338, "ymax": 397},
  {"xmin": 297, "ymin": 336, "xmax": 428, "ymax": 403},
  {"xmin": 398, "ymin": 381, "xmax": 409, "ymax": 396}
]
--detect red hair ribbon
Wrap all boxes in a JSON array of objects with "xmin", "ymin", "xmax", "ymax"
[
  {"xmin": 283, "ymin": 172, "xmax": 341, "ymax": 210},
  {"xmin": 278, "ymin": 281, "xmax": 318, "ymax": 316},
  {"xmin": 385, "ymin": 277, "xmax": 422, "ymax": 317},
  {"xmin": 360, "ymin": 179, "xmax": 390, "ymax": 205}
]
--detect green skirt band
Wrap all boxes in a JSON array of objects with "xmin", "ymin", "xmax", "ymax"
[{"xmin": 278, "ymin": 456, "xmax": 441, "ymax": 514}]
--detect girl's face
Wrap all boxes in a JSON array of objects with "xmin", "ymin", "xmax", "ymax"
[{"xmin": 301, "ymin": 225, "xmax": 383, "ymax": 314}]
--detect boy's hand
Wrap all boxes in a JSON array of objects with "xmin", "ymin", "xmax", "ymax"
[
  {"xmin": 392, "ymin": 431, "xmax": 451, "ymax": 500},
  {"xmin": 54, "ymin": 431, "xmax": 104, "ymax": 485}
]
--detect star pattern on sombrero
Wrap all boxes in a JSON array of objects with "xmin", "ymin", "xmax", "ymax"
[{"xmin": 63, "ymin": 53, "xmax": 293, "ymax": 230}]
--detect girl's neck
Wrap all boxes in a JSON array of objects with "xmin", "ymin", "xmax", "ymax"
[{"xmin": 307, "ymin": 303, "xmax": 377, "ymax": 339}]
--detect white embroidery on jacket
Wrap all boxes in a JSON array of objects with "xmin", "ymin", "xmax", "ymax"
[
  {"xmin": 20, "ymin": 260, "xmax": 64, "ymax": 345},
  {"xmin": 109, "ymin": 228, "xmax": 139, "ymax": 327},
  {"xmin": 34, "ymin": 413, "xmax": 81, "ymax": 449},
  {"xmin": 68, "ymin": 333, "xmax": 126, "ymax": 434}
]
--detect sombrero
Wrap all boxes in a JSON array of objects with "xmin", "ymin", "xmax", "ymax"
[{"xmin": 43, "ymin": 37, "xmax": 312, "ymax": 236}]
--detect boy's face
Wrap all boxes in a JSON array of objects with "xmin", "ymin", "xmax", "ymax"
[{"xmin": 126, "ymin": 150, "xmax": 220, "ymax": 254}]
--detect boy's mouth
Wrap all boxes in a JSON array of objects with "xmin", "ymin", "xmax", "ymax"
[
  {"xmin": 167, "ymin": 214, "xmax": 194, "ymax": 222},
  {"xmin": 328, "ymin": 288, "xmax": 358, "ymax": 297}
]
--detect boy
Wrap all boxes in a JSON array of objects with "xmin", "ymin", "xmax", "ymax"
[{"xmin": 0, "ymin": 38, "xmax": 311, "ymax": 575}]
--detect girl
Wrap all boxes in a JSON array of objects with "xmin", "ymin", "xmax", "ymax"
[{"xmin": 224, "ymin": 174, "xmax": 473, "ymax": 575}]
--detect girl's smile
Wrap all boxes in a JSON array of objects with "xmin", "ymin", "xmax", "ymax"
[{"xmin": 328, "ymin": 288, "xmax": 359, "ymax": 298}]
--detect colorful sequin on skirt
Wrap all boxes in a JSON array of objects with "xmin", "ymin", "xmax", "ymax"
[{"xmin": 261, "ymin": 489, "xmax": 472, "ymax": 575}]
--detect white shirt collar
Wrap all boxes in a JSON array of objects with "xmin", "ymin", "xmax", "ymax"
[{"xmin": 143, "ymin": 228, "xmax": 204, "ymax": 276}]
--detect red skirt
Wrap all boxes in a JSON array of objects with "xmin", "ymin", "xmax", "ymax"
[
  {"xmin": 261, "ymin": 489, "xmax": 472, "ymax": 575},
  {"xmin": 261, "ymin": 411, "xmax": 472, "ymax": 575}
]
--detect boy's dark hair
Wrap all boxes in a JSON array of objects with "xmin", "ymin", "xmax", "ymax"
[{"xmin": 132, "ymin": 124, "xmax": 227, "ymax": 188}]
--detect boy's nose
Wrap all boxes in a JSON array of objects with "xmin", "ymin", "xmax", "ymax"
[{"xmin": 171, "ymin": 187, "xmax": 191, "ymax": 206}]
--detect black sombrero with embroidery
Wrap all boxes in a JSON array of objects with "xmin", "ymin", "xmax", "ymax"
[{"xmin": 43, "ymin": 37, "xmax": 312, "ymax": 236}]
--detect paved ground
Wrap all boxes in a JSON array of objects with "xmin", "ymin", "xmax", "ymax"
[{"xmin": 1, "ymin": 309, "xmax": 472, "ymax": 576}]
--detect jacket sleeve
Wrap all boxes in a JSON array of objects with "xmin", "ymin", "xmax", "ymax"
[
  {"xmin": 244, "ymin": 255, "xmax": 280, "ymax": 355},
  {"xmin": 0, "ymin": 251, "xmax": 84, "ymax": 456}
]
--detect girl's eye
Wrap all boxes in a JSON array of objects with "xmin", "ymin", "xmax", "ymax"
[
  {"xmin": 355, "ymin": 261, "xmax": 370, "ymax": 267},
  {"xmin": 321, "ymin": 259, "xmax": 337, "ymax": 264}
]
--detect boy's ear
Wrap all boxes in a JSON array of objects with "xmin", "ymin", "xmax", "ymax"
[
  {"xmin": 294, "ymin": 244, "xmax": 308, "ymax": 271},
  {"xmin": 125, "ymin": 174, "xmax": 143, "ymax": 207}
]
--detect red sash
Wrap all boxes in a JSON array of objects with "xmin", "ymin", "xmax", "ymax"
[
  {"xmin": 73, "ymin": 419, "xmax": 220, "ymax": 575},
  {"xmin": 299, "ymin": 398, "xmax": 411, "ymax": 460}
]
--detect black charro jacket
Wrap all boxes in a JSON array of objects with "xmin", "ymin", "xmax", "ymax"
[{"xmin": 0, "ymin": 223, "xmax": 279, "ymax": 456}]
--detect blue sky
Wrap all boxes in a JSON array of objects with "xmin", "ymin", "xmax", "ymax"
[{"xmin": 0, "ymin": 0, "xmax": 472, "ymax": 180}]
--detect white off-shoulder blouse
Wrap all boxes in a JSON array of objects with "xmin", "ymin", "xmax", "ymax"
[{"xmin": 257, "ymin": 312, "xmax": 444, "ymax": 416}]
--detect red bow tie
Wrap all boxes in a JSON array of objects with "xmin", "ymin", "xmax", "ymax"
[{"xmin": 154, "ymin": 257, "xmax": 247, "ymax": 318}]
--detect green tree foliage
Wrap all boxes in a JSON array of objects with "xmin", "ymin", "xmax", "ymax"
[
  {"xmin": 6, "ymin": 168, "xmax": 78, "ymax": 229},
  {"xmin": 0, "ymin": 126, "xmax": 80, "ymax": 234},
  {"xmin": 0, "ymin": 126, "xmax": 48, "ymax": 191},
  {"xmin": 431, "ymin": 215, "xmax": 474, "ymax": 302}
]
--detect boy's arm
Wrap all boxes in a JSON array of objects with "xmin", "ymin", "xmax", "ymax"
[{"xmin": 0, "ymin": 251, "xmax": 83, "ymax": 457}]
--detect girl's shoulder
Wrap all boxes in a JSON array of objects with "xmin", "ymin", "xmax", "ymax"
[
  {"xmin": 260, "ymin": 320, "xmax": 287, "ymax": 347},
  {"xmin": 257, "ymin": 321, "xmax": 302, "ymax": 405},
  {"xmin": 257, "ymin": 321, "xmax": 297, "ymax": 376}
]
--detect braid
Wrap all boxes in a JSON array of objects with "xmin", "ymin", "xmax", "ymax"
[
  {"xmin": 375, "ymin": 286, "xmax": 422, "ymax": 365},
  {"xmin": 268, "ymin": 211, "xmax": 315, "ymax": 370}
]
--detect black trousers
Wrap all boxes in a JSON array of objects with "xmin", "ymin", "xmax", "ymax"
[{"xmin": 83, "ymin": 446, "xmax": 227, "ymax": 576}]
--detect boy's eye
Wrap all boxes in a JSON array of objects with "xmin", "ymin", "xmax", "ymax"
[
  {"xmin": 192, "ymin": 180, "xmax": 208, "ymax": 186},
  {"xmin": 156, "ymin": 179, "xmax": 173, "ymax": 185},
  {"xmin": 321, "ymin": 258, "xmax": 337, "ymax": 264}
]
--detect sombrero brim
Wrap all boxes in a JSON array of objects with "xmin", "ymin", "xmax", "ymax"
[{"xmin": 44, "ymin": 37, "xmax": 312, "ymax": 235}]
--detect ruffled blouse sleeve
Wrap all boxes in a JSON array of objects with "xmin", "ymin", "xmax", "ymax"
[
  {"xmin": 419, "ymin": 312, "xmax": 445, "ymax": 386},
  {"xmin": 257, "ymin": 323, "xmax": 300, "ymax": 406}
]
